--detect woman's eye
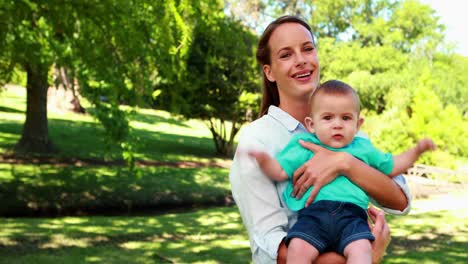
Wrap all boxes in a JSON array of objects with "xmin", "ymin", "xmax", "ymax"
[
  {"xmin": 280, "ymin": 52, "xmax": 291, "ymax": 58},
  {"xmin": 304, "ymin": 46, "xmax": 314, "ymax": 52}
]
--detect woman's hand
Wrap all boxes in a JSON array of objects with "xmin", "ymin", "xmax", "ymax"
[
  {"xmin": 368, "ymin": 207, "xmax": 391, "ymax": 264},
  {"xmin": 292, "ymin": 140, "xmax": 349, "ymax": 207},
  {"xmin": 276, "ymin": 240, "xmax": 287, "ymax": 264}
]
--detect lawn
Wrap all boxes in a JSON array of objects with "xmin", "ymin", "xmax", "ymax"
[
  {"xmin": 0, "ymin": 163, "xmax": 230, "ymax": 216},
  {"xmin": 1, "ymin": 85, "xmax": 467, "ymax": 263},
  {"xmin": 0, "ymin": 85, "xmax": 219, "ymax": 162},
  {"xmin": 1, "ymin": 193, "xmax": 466, "ymax": 263},
  {"xmin": 0, "ymin": 85, "xmax": 231, "ymax": 216}
]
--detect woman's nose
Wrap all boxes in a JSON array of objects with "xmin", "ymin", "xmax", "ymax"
[{"xmin": 295, "ymin": 53, "xmax": 306, "ymax": 66}]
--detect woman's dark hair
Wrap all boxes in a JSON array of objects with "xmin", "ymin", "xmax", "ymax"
[{"xmin": 256, "ymin": 15, "xmax": 315, "ymax": 117}]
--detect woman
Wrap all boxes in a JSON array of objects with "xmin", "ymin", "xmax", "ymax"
[{"xmin": 229, "ymin": 15, "xmax": 410, "ymax": 263}]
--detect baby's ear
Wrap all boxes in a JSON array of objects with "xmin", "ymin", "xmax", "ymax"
[
  {"xmin": 304, "ymin": 117, "xmax": 315, "ymax": 133},
  {"xmin": 357, "ymin": 117, "xmax": 364, "ymax": 130}
]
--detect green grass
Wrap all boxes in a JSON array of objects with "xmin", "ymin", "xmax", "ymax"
[
  {"xmin": 0, "ymin": 207, "xmax": 251, "ymax": 264},
  {"xmin": 0, "ymin": 85, "xmax": 232, "ymax": 215},
  {"xmin": 0, "ymin": 196, "xmax": 467, "ymax": 264},
  {"xmin": 383, "ymin": 193, "xmax": 468, "ymax": 263},
  {"xmin": 0, "ymin": 163, "xmax": 230, "ymax": 216},
  {"xmin": 0, "ymin": 85, "xmax": 219, "ymax": 162}
]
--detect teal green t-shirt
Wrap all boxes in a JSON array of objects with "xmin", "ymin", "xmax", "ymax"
[{"xmin": 276, "ymin": 133, "xmax": 394, "ymax": 211}]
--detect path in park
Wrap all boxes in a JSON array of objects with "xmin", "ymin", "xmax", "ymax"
[
  {"xmin": 406, "ymin": 175, "xmax": 467, "ymax": 213},
  {"xmin": 411, "ymin": 191, "xmax": 468, "ymax": 213}
]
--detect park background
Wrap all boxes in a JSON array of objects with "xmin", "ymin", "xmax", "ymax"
[{"xmin": 0, "ymin": 0, "xmax": 467, "ymax": 263}]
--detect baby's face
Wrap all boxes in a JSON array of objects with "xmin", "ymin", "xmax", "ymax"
[{"xmin": 306, "ymin": 93, "xmax": 362, "ymax": 148}]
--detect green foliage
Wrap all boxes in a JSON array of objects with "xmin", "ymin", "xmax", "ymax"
[
  {"xmin": 408, "ymin": 86, "xmax": 467, "ymax": 166},
  {"xmin": 0, "ymin": 0, "xmax": 200, "ymax": 159},
  {"xmin": 428, "ymin": 54, "xmax": 468, "ymax": 113},
  {"xmin": 1, "ymin": 0, "xmax": 466, "ymax": 165},
  {"xmin": 157, "ymin": 12, "xmax": 260, "ymax": 156},
  {"xmin": 364, "ymin": 107, "xmax": 414, "ymax": 156},
  {"xmin": 7, "ymin": 68, "xmax": 27, "ymax": 87},
  {"xmin": 365, "ymin": 83, "xmax": 468, "ymax": 169}
]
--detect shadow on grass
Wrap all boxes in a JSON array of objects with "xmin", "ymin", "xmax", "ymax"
[
  {"xmin": 0, "ymin": 106, "xmax": 23, "ymax": 114},
  {"xmin": 0, "ymin": 119, "xmax": 111, "ymax": 160},
  {"xmin": 0, "ymin": 115, "xmax": 217, "ymax": 161},
  {"xmin": 135, "ymin": 130, "xmax": 217, "ymax": 160},
  {"xmin": 0, "ymin": 207, "xmax": 250, "ymax": 263},
  {"xmin": 0, "ymin": 164, "xmax": 231, "ymax": 217},
  {"xmin": 130, "ymin": 110, "xmax": 190, "ymax": 128},
  {"xmin": 384, "ymin": 210, "xmax": 468, "ymax": 263},
  {"xmin": 387, "ymin": 235, "xmax": 466, "ymax": 264}
]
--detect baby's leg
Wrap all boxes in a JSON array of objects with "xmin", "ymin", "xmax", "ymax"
[
  {"xmin": 287, "ymin": 237, "xmax": 319, "ymax": 264},
  {"xmin": 343, "ymin": 239, "xmax": 372, "ymax": 264}
]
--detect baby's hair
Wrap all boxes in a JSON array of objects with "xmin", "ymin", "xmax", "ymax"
[{"xmin": 312, "ymin": 80, "xmax": 361, "ymax": 113}]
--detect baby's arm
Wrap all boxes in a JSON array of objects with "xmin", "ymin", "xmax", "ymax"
[
  {"xmin": 389, "ymin": 138, "xmax": 436, "ymax": 177},
  {"xmin": 249, "ymin": 151, "xmax": 289, "ymax": 181}
]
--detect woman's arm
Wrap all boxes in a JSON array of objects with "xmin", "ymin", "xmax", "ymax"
[
  {"xmin": 293, "ymin": 140, "xmax": 407, "ymax": 211},
  {"xmin": 229, "ymin": 130, "xmax": 290, "ymax": 263}
]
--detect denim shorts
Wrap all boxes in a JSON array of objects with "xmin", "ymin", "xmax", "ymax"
[{"xmin": 285, "ymin": 200, "xmax": 375, "ymax": 255}]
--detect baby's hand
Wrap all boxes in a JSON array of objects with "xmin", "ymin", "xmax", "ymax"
[
  {"xmin": 248, "ymin": 150, "xmax": 270, "ymax": 164},
  {"xmin": 417, "ymin": 138, "xmax": 436, "ymax": 153}
]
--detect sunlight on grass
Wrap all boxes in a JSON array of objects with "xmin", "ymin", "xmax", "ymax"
[
  {"xmin": 85, "ymin": 256, "xmax": 103, "ymax": 262},
  {"xmin": 4, "ymin": 197, "xmax": 465, "ymax": 263},
  {"xmin": 40, "ymin": 234, "xmax": 90, "ymax": 249},
  {"xmin": 0, "ymin": 237, "xmax": 18, "ymax": 246},
  {"xmin": 0, "ymin": 207, "xmax": 251, "ymax": 263},
  {"xmin": 1, "ymin": 84, "xmax": 221, "ymax": 162},
  {"xmin": 383, "ymin": 192, "xmax": 468, "ymax": 264},
  {"xmin": 1, "ymin": 201, "xmax": 466, "ymax": 263},
  {"xmin": 62, "ymin": 218, "xmax": 89, "ymax": 224}
]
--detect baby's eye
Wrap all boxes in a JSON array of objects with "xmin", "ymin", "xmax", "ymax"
[
  {"xmin": 342, "ymin": 116, "xmax": 352, "ymax": 121},
  {"xmin": 323, "ymin": 116, "xmax": 332, "ymax": 120}
]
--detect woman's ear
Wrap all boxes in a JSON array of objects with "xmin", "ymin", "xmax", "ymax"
[
  {"xmin": 263, "ymin": 64, "xmax": 275, "ymax": 82},
  {"xmin": 304, "ymin": 117, "xmax": 315, "ymax": 133}
]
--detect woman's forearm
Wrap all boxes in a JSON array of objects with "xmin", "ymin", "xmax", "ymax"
[{"xmin": 341, "ymin": 153, "xmax": 407, "ymax": 211}]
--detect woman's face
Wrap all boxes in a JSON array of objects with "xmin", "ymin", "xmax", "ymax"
[{"xmin": 263, "ymin": 22, "xmax": 320, "ymax": 101}]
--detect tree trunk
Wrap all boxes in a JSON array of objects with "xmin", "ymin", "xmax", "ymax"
[
  {"xmin": 208, "ymin": 118, "xmax": 240, "ymax": 157},
  {"xmin": 14, "ymin": 63, "xmax": 56, "ymax": 154},
  {"xmin": 59, "ymin": 66, "xmax": 85, "ymax": 114}
]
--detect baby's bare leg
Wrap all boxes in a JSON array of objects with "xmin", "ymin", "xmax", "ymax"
[
  {"xmin": 343, "ymin": 239, "xmax": 372, "ymax": 264},
  {"xmin": 287, "ymin": 238, "xmax": 320, "ymax": 264}
]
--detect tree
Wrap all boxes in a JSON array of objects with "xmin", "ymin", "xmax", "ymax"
[
  {"xmin": 157, "ymin": 15, "xmax": 260, "ymax": 156},
  {"xmin": 0, "ymin": 0, "xmax": 194, "ymax": 156}
]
